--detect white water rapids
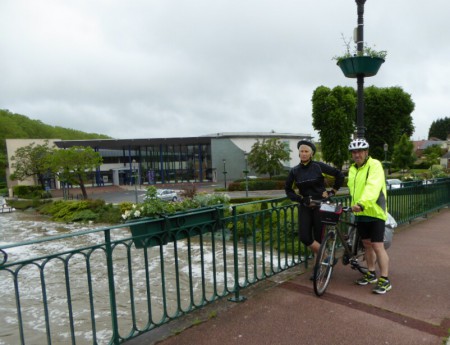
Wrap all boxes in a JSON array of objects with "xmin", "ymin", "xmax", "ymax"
[{"xmin": 0, "ymin": 211, "xmax": 288, "ymax": 345}]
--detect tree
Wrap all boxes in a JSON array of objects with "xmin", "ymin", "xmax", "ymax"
[
  {"xmin": 312, "ymin": 86, "xmax": 355, "ymax": 170},
  {"xmin": 364, "ymin": 86, "xmax": 415, "ymax": 161},
  {"xmin": 391, "ymin": 134, "xmax": 415, "ymax": 172},
  {"xmin": 48, "ymin": 146, "xmax": 103, "ymax": 199},
  {"xmin": 428, "ymin": 117, "xmax": 450, "ymax": 140},
  {"xmin": 422, "ymin": 144, "xmax": 443, "ymax": 167},
  {"xmin": 10, "ymin": 140, "xmax": 56, "ymax": 189},
  {"xmin": 247, "ymin": 138, "xmax": 291, "ymax": 179}
]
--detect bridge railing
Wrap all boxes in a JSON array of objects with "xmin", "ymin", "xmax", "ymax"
[{"xmin": 0, "ymin": 178, "xmax": 448, "ymax": 344}]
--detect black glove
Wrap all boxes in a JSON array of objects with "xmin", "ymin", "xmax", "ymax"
[{"xmin": 301, "ymin": 196, "xmax": 312, "ymax": 206}]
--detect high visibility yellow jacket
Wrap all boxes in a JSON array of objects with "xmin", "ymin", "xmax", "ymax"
[{"xmin": 347, "ymin": 156, "xmax": 388, "ymax": 221}]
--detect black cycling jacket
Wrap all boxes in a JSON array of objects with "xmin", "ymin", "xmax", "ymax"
[{"xmin": 285, "ymin": 160, "xmax": 344, "ymax": 202}]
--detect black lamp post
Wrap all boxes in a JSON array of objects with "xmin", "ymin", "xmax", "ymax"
[
  {"xmin": 243, "ymin": 152, "xmax": 249, "ymax": 197},
  {"xmin": 355, "ymin": 0, "xmax": 367, "ymax": 138},
  {"xmin": 222, "ymin": 159, "xmax": 227, "ymax": 190},
  {"xmin": 132, "ymin": 159, "xmax": 138, "ymax": 204}
]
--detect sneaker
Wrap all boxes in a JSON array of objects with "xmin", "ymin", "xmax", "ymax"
[
  {"xmin": 372, "ymin": 277, "xmax": 392, "ymax": 294},
  {"xmin": 355, "ymin": 271, "xmax": 377, "ymax": 286}
]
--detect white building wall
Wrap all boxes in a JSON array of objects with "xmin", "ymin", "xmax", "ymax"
[{"xmin": 5, "ymin": 139, "xmax": 60, "ymax": 197}]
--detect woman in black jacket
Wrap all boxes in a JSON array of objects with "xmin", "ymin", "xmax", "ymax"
[{"xmin": 285, "ymin": 140, "xmax": 344, "ymax": 257}]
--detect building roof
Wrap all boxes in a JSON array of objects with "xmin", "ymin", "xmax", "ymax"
[{"xmin": 54, "ymin": 132, "xmax": 311, "ymax": 150}]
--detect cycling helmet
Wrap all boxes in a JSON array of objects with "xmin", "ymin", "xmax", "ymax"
[
  {"xmin": 297, "ymin": 139, "xmax": 316, "ymax": 155},
  {"xmin": 348, "ymin": 138, "xmax": 370, "ymax": 151}
]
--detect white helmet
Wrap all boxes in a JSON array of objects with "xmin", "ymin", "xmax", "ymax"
[{"xmin": 348, "ymin": 138, "xmax": 370, "ymax": 151}]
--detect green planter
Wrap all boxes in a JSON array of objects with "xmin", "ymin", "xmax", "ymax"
[
  {"xmin": 127, "ymin": 206, "xmax": 224, "ymax": 248},
  {"xmin": 126, "ymin": 217, "xmax": 167, "ymax": 248},
  {"xmin": 337, "ymin": 56, "xmax": 385, "ymax": 78}
]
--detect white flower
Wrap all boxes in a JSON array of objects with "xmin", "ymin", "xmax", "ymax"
[{"xmin": 133, "ymin": 210, "xmax": 141, "ymax": 218}]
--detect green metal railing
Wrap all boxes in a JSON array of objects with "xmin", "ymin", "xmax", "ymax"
[{"xmin": 0, "ymin": 179, "xmax": 448, "ymax": 344}]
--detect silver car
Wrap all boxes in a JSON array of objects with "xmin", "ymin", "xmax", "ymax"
[
  {"xmin": 155, "ymin": 189, "xmax": 178, "ymax": 201},
  {"xmin": 386, "ymin": 179, "xmax": 402, "ymax": 189}
]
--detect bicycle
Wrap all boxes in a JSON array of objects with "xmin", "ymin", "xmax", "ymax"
[{"xmin": 311, "ymin": 200, "xmax": 367, "ymax": 296}]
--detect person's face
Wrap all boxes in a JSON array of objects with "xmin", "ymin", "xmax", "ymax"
[
  {"xmin": 351, "ymin": 149, "xmax": 369, "ymax": 166},
  {"xmin": 299, "ymin": 145, "xmax": 313, "ymax": 162}
]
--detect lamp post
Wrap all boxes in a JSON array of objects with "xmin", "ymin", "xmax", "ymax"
[
  {"xmin": 243, "ymin": 152, "xmax": 249, "ymax": 197},
  {"xmin": 355, "ymin": 0, "xmax": 367, "ymax": 138},
  {"xmin": 222, "ymin": 159, "xmax": 227, "ymax": 190},
  {"xmin": 132, "ymin": 159, "xmax": 138, "ymax": 204},
  {"xmin": 383, "ymin": 143, "xmax": 388, "ymax": 176}
]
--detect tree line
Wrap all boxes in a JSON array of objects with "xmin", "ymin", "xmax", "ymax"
[{"xmin": 247, "ymin": 86, "xmax": 446, "ymax": 176}]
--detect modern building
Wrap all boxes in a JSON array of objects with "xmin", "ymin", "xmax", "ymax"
[{"xmin": 5, "ymin": 132, "xmax": 311, "ymax": 194}]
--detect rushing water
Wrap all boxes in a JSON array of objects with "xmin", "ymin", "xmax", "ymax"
[{"xmin": 0, "ymin": 211, "xmax": 281, "ymax": 345}]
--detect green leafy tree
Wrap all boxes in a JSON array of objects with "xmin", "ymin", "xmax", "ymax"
[
  {"xmin": 48, "ymin": 146, "xmax": 103, "ymax": 199},
  {"xmin": 312, "ymin": 86, "xmax": 415, "ymax": 164},
  {"xmin": 391, "ymin": 134, "xmax": 415, "ymax": 172},
  {"xmin": 422, "ymin": 144, "xmax": 443, "ymax": 167},
  {"xmin": 364, "ymin": 86, "xmax": 415, "ymax": 160},
  {"xmin": 312, "ymin": 86, "xmax": 355, "ymax": 169},
  {"xmin": 10, "ymin": 140, "xmax": 56, "ymax": 189},
  {"xmin": 428, "ymin": 117, "xmax": 450, "ymax": 140},
  {"xmin": 247, "ymin": 138, "xmax": 291, "ymax": 179}
]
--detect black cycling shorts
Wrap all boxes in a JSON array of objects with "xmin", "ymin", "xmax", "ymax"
[{"xmin": 356, "ymin": 219, "xmax": 385, "ymax": 243}]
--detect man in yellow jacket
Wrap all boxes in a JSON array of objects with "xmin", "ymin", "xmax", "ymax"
[{"xmin": 347, "ymin": 138, "xmax": 391, "ymax": 294}]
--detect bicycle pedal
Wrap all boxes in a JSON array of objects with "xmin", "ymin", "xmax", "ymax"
[{"xmin": 350, "ymin": 259, "xmax": 360, "ymax": 269}]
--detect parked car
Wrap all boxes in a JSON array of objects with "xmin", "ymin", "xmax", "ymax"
[
  {"xmin": 144, "ymin": 189, "xmax": 178, "ymax": 202},
  {"xmin": 386, "ymin": 179, "xmax": 402, "ymax": 189}
]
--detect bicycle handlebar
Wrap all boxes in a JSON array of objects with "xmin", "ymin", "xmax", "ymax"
[{"xmin": 308, "ymin": 198, "xmax": 352, "ymax": 213}]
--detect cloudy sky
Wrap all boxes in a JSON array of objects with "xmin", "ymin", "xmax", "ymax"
[{"xmin": 1, "ymin": 0, "xmax": 449, "ymax": 141}]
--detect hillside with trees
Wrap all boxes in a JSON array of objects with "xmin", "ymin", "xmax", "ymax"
[{"xmin": 0, "ymin": 109, "xmax": 111, "ymax": 182}]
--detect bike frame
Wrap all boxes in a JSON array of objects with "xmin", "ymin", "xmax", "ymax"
[{"xmin": 312, "ymin": 201, "xmax": 367, "ymax": 296}]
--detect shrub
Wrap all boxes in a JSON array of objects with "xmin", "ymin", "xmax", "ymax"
[
  {"xmin": 228, "ymin": 179, "xmax": 285, "ymax": 191},
  {"xmin": 120, "ymin": 191, "xmax": 230, "ymax": 221},
  {"xmin": 12, "ymin": 185, "xmax": 51, "ymax": 199},
  {"xmin": 38, "ymin": 199, "xmax": 115, "ymax": 223}
]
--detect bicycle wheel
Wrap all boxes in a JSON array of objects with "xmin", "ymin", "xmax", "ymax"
[{"xmin": 313, "ymin": 229, "xmax": 337, "ymax": 296}]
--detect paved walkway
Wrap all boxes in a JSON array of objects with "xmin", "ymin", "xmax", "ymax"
[{"xmin": 127, "ymin": 208, "xmax": 450, "ymax": 345}]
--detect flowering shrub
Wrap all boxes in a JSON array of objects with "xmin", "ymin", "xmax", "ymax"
[{"xmin": 120, "ymin": 188, "xmax": 230, "ymax": 221}]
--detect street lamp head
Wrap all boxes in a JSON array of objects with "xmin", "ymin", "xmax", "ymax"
[{"xmin": 384, "ymin": 143, "xmax": 388, "ymax": 152}]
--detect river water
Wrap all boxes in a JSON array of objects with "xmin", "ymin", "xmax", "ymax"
[{"xmin": 0, "ymin": 211, "xmax": 281, "ymax": 345}]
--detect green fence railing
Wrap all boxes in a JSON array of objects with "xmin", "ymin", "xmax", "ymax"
[{"xmin": 0, "ymin": 179, "xmax": 448, "ymax": 344}]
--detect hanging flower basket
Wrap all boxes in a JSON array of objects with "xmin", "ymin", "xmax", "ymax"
[
  {"xmin": 127, "ymin": 206, "xmax": 224, "ymax": 249},
  {"xmin": 337, "ymin": 56, "xmax": 385, "ymax": 78}
]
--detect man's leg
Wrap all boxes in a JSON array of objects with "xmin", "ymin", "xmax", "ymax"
[
  {"xmin": 362, "ymin": 239, "xmax": 377, "ymax": 272},
  {"xmin": 372, "ymin": 242, "xmax": 389, "ymax": 277}
]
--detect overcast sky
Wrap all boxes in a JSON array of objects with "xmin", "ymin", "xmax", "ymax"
[{"xmin": 1, "ymin": 0, "xmax": 449, "ymax": 141}]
